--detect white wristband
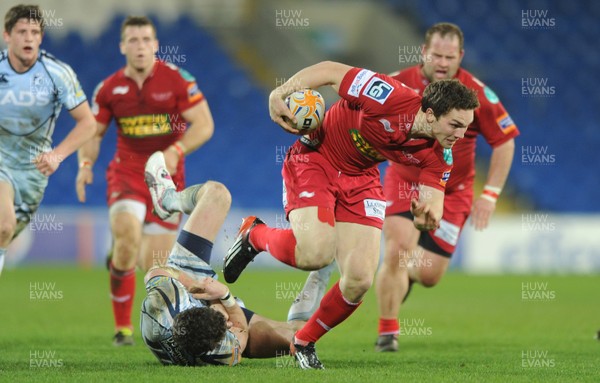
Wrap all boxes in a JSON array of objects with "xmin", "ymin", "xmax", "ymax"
[
  {"xmin": 220, "ymin": 291, "xmax": 236, "ymax": 308},
  {"xmin": 480, "ymin": 193, "xmax": 498, "ymax": 203},
  {"xmin": 483, "ymin": 185, "xmax": 502, "ymax": 194}
]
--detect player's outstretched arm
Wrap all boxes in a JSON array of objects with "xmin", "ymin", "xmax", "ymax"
[
  {"xmin": 471, "ymin": 138, "xmax": 515, "ymax": 230},
  {"xmin": 411, "ymin": 185, "xmax": 444, "ymax": 231},
  {"xmin": 75, "ymin": 122, "xmax": 108, "ymax": 203},
  {"xmin": 34, "ymin": 102, "xmax": 96, "ymax": 177},
  {"xmin": 269, "ymin": 61, "xmax": 352, "ymax": 134},
  {"xmin": 162, "ymin": 100, "xmax": 214, "ymax": 175}
]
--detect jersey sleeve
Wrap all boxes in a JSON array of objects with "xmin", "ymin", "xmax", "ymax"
[
  {"xmin": 472, "ymin": 81, "xmax": 520, "ymax": 148},
  {"xmin": 53, "ymin": 62, "xmax": 87, "ymax": 110},
  {"xmin": 339, "ymin": 67, "xmax": 420, "ymax": 150},
  {"xmin": 416, "ymin": 144, "xmax": 453, "ymax": 191},
  {"xmin": 339, "ymin": 68, "xmax": 399, "ymax": 117},
  {"xmin": 172, "ymin": 66, "xmax": 205, "ymax": 113},
  {"xmin": 91, "ymin": 81, "xmax": 112, "ymax": 125}
]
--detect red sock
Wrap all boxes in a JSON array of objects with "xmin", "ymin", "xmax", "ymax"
[
  {"xmin": 378, "ymin": 318, "xmax": 399, "ymax": 336},
  {"xmin": 249, "ymin": 225, "xmax": 297, "ymax": 267},
  {"xmin": 109, "ymin": 263, "xmax": 136, "ymax": 330},
  {"xmin": 295, "ymin": 281, "xmax": 361, "ymax": 343}
]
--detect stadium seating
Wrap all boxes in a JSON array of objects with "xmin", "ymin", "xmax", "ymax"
[
  {"xmin": 386, "ymin": 0, "xmax": 599, "ymax": 212},
  {"xmin": 42, "ymin": 3, "xmax": 599, "ymax": 212},
  {"xmin": 43, "ymin": 15, "xmax": 286, "ymax": 210}
]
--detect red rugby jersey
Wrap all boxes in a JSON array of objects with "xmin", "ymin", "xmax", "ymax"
[
  {"xmin": 93, "ymin": 61, "xmax": 204, "ymax": 169},
  {"xmin": 390, "ymin": 66, "xmax": 520, "ymax": 191},
  {"xmin": 306, "ymin": 67, "xmax": 452, "ymax": 191}
]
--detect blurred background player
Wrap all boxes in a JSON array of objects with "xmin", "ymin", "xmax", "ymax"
[
  {"xmin": 374, "ymin": 22, "xmax": 520, "ymax": 352},
  {"xmin": 0, "ymin": 4, "xmax": 95, "ymax": 276},
  {"xmin": 75, "ymin": 16, "xmax": 214, "ymax": 346},
  {"xmin": 224, "ymin": 61, "xmax": 480, "ymax": 369},
  {"xmin": 141, "ymin": 152, "xmax": 314, "ymax": 365}
]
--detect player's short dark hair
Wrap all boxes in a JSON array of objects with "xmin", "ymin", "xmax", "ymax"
[
  {"xmin": 425, "ymin": 22, "xmax": 464, "ymax": 51},
  {"xmin": 120, "ymin": 16, "xmax": 156, "ymax": 40},
  {"xmin": 172, "ymin": 307, "xmax": 227, "ymax": 356},
  {"xmin": 421, "ymin": 79, "xmax": 479, "ymax": 118},
  {"xmin": 4, "ymin": 4, "xmax": 44, "ymax": 33}
]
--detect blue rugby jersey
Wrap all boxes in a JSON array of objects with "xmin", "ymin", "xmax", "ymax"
[{"xmin": 0, "ymin": 49, "xmax": 87, "ymax": 169}]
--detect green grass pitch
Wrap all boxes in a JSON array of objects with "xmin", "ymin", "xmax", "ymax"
[{"xmin": 0, "ymin": 267, "xmax": 598, "ymax": 382}]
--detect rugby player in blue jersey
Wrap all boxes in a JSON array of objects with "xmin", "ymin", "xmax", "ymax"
[
  {"xmin": 0, "ymin": 4, "xmax": 96, "ymax": 274},
  {"xmin": 141, "ymin": 152, "xmax": 315, "ymax": 365}
]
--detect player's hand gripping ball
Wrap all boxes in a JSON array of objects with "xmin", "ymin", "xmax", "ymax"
[{"xmin": 285, "ymin": 89, "xmax": 325, "ymax": 133}]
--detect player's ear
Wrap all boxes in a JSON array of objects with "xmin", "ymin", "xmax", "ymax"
[
  {"xmin": 425, "ymin": 107, "xmax": 436, "ymax": 123},
  {"xmin": 153, "ymin": 39, "xmax": 159, "ymax": 54},
  {"xmin": 119, "ymin": 41, "xmax": 126, "ymax": 56}
]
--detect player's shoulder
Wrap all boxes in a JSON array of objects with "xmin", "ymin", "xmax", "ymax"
[
  {"xmin": 39, "ymin": 50, "xmax": 77, "ymax": 76},
  {"xmin": 156, "ymin": 61, "xmax": 196, "ymax": 82},
  {"xmin": 94, "ymin": 68, "xmax": 126, "ymax": 95},
  {"xmin": 456, "ymin": 68, "xmax": 485, "ymax": 90},
  {"xmin": 456, "ymin": 68, "xmax": 502, "ymax": 106}
]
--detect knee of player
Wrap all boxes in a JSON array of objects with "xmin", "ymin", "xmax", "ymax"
[
  {"xmin": 341, "ymin": 275, "xmax": 373, "ymax": 300},
  {"xmin": 112, "ymin": 222, "xmax": 141, "ymax": 242},
  {"xmin": 296, "ymin": 238, "xmax": 335, "ymax": 269},
  {"xmin": 202, "ymin": 181, "xmax": 232, "ymax": 208},
  {"xmin": 418, "ymin": 270, "xmax": 443, "ymax": 288}
]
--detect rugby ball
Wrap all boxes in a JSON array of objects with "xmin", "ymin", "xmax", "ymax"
[{"xmin": 285, "ymin": 89, "xmax": 325, "ymax": 132}]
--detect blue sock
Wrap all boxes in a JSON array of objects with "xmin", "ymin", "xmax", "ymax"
[{"xmin": 177, "ymin": 230, "xmax": 213, "ymax": 264}]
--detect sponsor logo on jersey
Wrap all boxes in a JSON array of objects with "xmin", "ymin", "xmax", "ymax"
[
  {"xmin": 112, "ymin": 86, "xmax": 129, "ymax": 95},
  {"xmin": 349, "ymin": 129, "xmax": 385, "ymax": 162},
  {"xmin": 433, "ymin": 219, "xmax": 460, "ymax": 246},
  {"xmin": 151, "ymin": 91, "xmax": 173, "ymax": 101},
  {"xmin": 187, "ymin": 82, "xmax": 203, "ymax": 103},
  {"xmin": 443, "ymin": 148, "xmax": 453, "ymax": 165},
  {"xmin": 496, "ymin": 113, "xmax": 516, "ymax": 134},
  {"xmin": 379, "ymin": 118, "xmax": 394, "ymax": 133},
  {"xmin": 364, "ymin": 199, "xmax": 386, "ymax": 221},
  {"xmin": 439, "ymin": 171, "xmax": 451, "ymax": 187},
  {"xmin": 363, "ymin": 77, "xmax": 394, "ymax": 104},
  {"xmin": 298, "ymin": 191, "xmax": 315, "ymax": 199},
  {"xmin": 484, "ymin": 86, "xmax": 499, "ymax": 104},
  {"xmin": 0, "ymin": 73, "xmax": 8, "ymax": 85},
  {"xmin": 118, "ymin": 114, "xmax": 176, "ymax": 137},
  {"xmin": 401, "ymin": 151, "xmax": 421, "ymax": 165},
  {"xmin": 178, "ymin": 68, "xmax": 196, "ymax": 82},
  {"xmin": 0, "ymin": 90, "xmax": 51, "ymax": 106},
  {"xmin": 348, "ymin": 69, "xmax": 375, "ymax": 97}
]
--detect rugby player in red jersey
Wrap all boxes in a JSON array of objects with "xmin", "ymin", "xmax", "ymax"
[
  {"xmin": 373, "ymin": 23, "xmax": 520, "ymax": 352},
  {"xmin": 223, "ymin": 60, "xmax": 480, "ymax": 369},
  {"xmin": 75, "ymin": 16, "xmax": 214, "ymax": 346}
]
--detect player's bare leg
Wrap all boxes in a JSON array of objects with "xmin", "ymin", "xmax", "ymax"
[
  {"xmin": 179, "ymin": 181, "xmax": 231, "ymax": 240},
  {"xmin": 109, "ymin": 209, "xmax": 142, "ymax": 346},
  {"xmin": 374, "ymin": 215, "xmax": 419, "ymax": 351},
  {"xmin": 0, "ymin": 182, "xmax": 17, "ymax": 276},
  {"xmin": 244, "ymin": 315, "xmax": 304, "ymax": 359},
  {"xmin": 145, "ymin": 150, "xmax": 231, "ymax": 257},
  {"xmin": 406, "ymin": 248, "xmax": 450, "ymax": 288},
  {"xmin": 139, "ymin": 233, "xmax": 176, "ymax": 271},
  {"xmin": 223, "ymin": 206, "xmax": 336, "ymax": 284},
  {"xmin": 290, "ymin": 221, "xmax": 380, "ymax": 369},
  {"xmin": 287, "ymin": 207, "xmax": 337, "ymax": 270}
]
